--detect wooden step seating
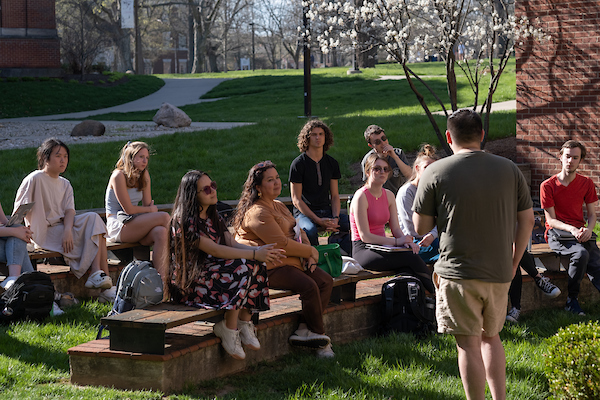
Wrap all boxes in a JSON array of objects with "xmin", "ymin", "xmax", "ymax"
[{"xmin": 100, "ymin": 269, "xmax": 395, "ymax": 355}]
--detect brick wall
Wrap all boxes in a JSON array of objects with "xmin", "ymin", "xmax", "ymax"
[
  {"xmin": 0, "ymin": 0, "xmax": 60, "ymax": 70},
  {"xmin": 515, "ymin": 1, "xmax": 600, "ymax": 200},
  {"xmin": 0, "ymin": 38, "xmax": 60, "ymax": 68}
]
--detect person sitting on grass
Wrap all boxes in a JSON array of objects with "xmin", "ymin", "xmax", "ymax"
[
  {"xmin": 105, "ymin": 141, "xmax": 169, "ymax": 278},
  {"xmin": 396, "ymin": 144, "xmax": 440, "ymax": 264},
  {"xmin": 14, "ymin": 138, "xmax": 115, "ymax": 302},
  {"xmin": 350, "ymin": 153, "xmax": 434, "ymax": 293},
  {"xmin": 0, "ymin": 201, "xmax": 34, "ymax": 290},
  {"xmin": 164, "ymin": 170, "xmax": 285, "ymax": 361},
  {"xmin": 234, "ymin": 161, "xmax": 335, "ymax": 358},
  {"xmin": 506, "ymin": 250, "xmax": 561, "ymax": 323}
]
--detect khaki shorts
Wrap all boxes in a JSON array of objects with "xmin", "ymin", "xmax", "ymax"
[{"xmin": 433, "ymin": 272, "xmax": 510, "ymax": 337}]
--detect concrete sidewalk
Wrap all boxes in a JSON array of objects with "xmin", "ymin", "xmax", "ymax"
[{"xmin": 3, "ymin": 78, "xmax": 228, "ymax": 122}]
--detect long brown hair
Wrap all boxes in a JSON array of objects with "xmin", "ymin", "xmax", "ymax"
[
  {"xmin": 114, "ymin": 141, "xmax": 149, "ymax": 190},
  {"xmin": 232, "ymin": 161, "xmax": 276, "ymax": 232},
  {"xmin": 164, "ymin": 170, "xmax": 225, "ymax": 302}
]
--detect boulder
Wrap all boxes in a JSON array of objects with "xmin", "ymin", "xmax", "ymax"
[
  {"xmin": 153, "ymin": 103, "xmax": 192, "ymax": 128},
  {"xmin": 70, "ymin": 120, "xmax": 106, "ymax": 137}
]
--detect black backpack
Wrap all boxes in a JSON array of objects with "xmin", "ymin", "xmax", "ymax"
[
  {"xmin": 0, "ymin": 271, "xmax": 55, "ymax": 323},
  {"xmin": 381, "ymin": 275, "xmax": 436, "ymax": 337}
]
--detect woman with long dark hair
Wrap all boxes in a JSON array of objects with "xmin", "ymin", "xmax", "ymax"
[
  {"xmin": 234, "ymin": 161, "xmax": 335, "ymax": 358},
  {"xmin": 164, "ymin": 170, "xmax": 285, "ymax": 360}
]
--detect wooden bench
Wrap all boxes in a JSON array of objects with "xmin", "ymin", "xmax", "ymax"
[{"xmin": 101, "ymin": 269, "xmax": 395, "ymax": 355}]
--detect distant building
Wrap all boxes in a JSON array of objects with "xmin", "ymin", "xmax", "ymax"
[{"xmin": 0, "ymin": 0, "xmax": 61, "ymax": 77}]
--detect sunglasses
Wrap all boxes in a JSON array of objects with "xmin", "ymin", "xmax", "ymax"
[
  {"xmin": 372, "ymin": 166, "xmax": 391, "ymax": 173},
  {"xmin": 371, "ymin": 135, "xmax": 388, "ymax": 146},
  {"xmin": 255, "ymin": 160, "xmax": 273, "ymax": 169},
  {"xmin": 199, "ymin": 181, "xmax": 217, "ymax": 195}
]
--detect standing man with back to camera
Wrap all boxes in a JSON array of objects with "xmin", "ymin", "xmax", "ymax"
[{"xmin": 413, "ymin": 109, "xmax": 534, "ymax": 400}]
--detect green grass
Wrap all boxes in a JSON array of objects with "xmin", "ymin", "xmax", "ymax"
[
  {"xmin": 0, "ymin": 74, "xmax": 165, "ymax": 119},
  {"xmin": 1, "ymin": 298, "xmax": 598, "ymax": 399},
  {"xmin": 0, "ymin": 59, "xmax": 516, "ymax": 207}
]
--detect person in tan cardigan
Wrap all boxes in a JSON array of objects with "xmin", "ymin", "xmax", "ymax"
[{"xmin": 234, "ymin": 160, "xmax": 335, "ymax": 358}]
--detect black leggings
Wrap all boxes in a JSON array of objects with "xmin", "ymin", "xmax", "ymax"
[
  {"xmin": 508, "ymin": 251, "xmax": 538, "ymax": 309},
  {"xmin": 352, "ymin": 240, "xmax": 434, "ymax": 293}
]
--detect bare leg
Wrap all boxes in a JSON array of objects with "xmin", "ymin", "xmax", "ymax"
[
  {"xmin": 90, "ymin": 234, "xmax": 109, "ymax": 274},
  {"xmin": 224, "ymin": 309, "xmax": 241, "ymax": 330},
  {"xmin": 481, "ymin": 334, "xmax": 506, "ymax": 400},
  {"xmin": 238, "ymin": 308, "xmax": 252, "ymax": 322},
  {"xmin": 7, "ymin": 264, "xmax": 22, "ymax": 276},
  {"xmin": 119, "ymin": 212, "xmax": 169, "ymax": 276},
  {"xmin": 455, "ymin": 334, "xmax": 487, "ymax": 400}
]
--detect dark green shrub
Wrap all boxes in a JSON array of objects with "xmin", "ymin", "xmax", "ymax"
[
  {"xmin": 39, "ymin": 77, "xmax": 51, "ymax": 82},
  {"xmin": 69, "ymin": 79, "xmax": 79, "ymax": 84},
  {"xmin": 22, "ymin": 76, "xmax": 36, "ymax": 81},
  {"xmin": 86, "ymin": 81, "xmax": 94, "ymax": 85},
  {"xmin": 7, "ymin": 77, "xmax": 19, "ymax": 82},
  {"xmin": 545, "ymin": 321, "xmax": 600, "ymax": 399},
  {"xmin": 99, "ymin": 80, "xmax": 105, "ymax": 85}
]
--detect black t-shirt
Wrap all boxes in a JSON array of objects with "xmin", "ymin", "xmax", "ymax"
[{"xmin": 289, "ymin": 153, "xmax": 341, "ymax": 215}]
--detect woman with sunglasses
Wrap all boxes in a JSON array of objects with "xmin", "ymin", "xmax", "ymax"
[
  {"xmin": 164, "ymin": 170, "xmax": 285, "ymax": 361},
  {"xmin": 350, "ymin": 153, "xmax": 434, "ymax": 293},
  {"xmin": 233, "ymin": 161, "xmax": 335, "ymax": 358},
  {"xmin": 105, "ymin": 141, "xmax": 170, "ymax": 280}
]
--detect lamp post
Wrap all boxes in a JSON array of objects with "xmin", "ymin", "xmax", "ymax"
[
  {"xmin": 250, "ymin": 22, "xmax": 255, "ymax": 71},
  {"xmin": 134, "ymin": 0, "xmax": 144, "ymax": 74},
  {"xmin": 303, "ymin": 4, "xmax": 311, "ymax": 117}
]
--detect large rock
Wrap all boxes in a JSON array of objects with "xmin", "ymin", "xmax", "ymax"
[
  {"xmin": 153, "ymin": 103, "xmax": 192, "ymax": 128},
  {"xmin": 71, "ymin": 120, "xmax": 106, "ymax": 137}
]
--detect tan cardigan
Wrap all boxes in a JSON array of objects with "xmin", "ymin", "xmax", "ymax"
[{"xmin": 235, "ymin": 198, "xmax": 313, "ymax": 270}]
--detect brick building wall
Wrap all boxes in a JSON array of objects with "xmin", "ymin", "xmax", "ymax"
[
  {"xmin": 515, "ymin": 1, "xmax": 600, "ymax": 201},
  {"xmin": 0, "ymin": 0, "xmax": 61, "ymax": 75}
]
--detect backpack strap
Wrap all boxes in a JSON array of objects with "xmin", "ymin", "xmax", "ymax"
[{"xmin": 383, "ymin": 282, "xmax": 396, "ymax": 321}]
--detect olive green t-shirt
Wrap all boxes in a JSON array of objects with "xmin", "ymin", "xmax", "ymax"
[{"xmin": 413, "ymin": 151, "xmax": 532, "ymax": 283}]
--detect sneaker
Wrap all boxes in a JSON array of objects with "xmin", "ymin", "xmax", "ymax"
[
  {"xmin": 506, "ymin": 307, "xmax": 520, "ymax": 323},
  {"xmin": 0, "ymin": 276, "xmax": 17, "ymax": 290},
  {"xmin": 316, "ymin": 343, "xmax": 335, "ymax": 358},
  {"xmin": 213, "ymin": 320, "xmax": 245, "ymax": 360},
  {"xmin": 85, "ymin": 270, "xmax": 113, "ymax": 289},
  {"xmin": 238, "ymin": 320, "xmax": 260, "ymax": 351},
  {"xmin": 50, "ymin": 302, "xmax": 65, "ymax": 317},
  {"xmin": 98, "ymin": 286, "xmax": 117, "ymax": 303},
  {"xmin": 289, "ymin": 326, "xmax": 331, "ymax": 349},
  {"xmin": 565, "ymin": 298, "xmax": 586, "ymax": 316},
  {"xmin": 535, "ymin": 275, "xmax": 561, "ymax": 298}
]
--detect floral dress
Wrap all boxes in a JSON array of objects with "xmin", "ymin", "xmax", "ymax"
[{"xmin": 171, "ymin": 216, "xmax": 270, "ymax": 312}]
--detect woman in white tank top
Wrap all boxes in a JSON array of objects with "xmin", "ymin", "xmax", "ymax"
[{"xmin": 105, "ymin": 141, "xmax": 170, "ymax": 278}]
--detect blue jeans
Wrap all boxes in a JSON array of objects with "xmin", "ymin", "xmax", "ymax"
[
  {"xmin": 414, "ymin": 237, "xmax": 440, "ymax": 264},
  {"xmin": 0, "ymin": 236, "xmax": 34, "ymax": 274},
  {"xmin": 296, "ymin": 209, "xmax": 351, "ymax": 254}
]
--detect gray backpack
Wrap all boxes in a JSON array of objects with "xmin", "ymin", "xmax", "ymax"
[
  {"xmin": 114, "ymin": 260, "xmax": 164, "ymax": 310},
  {"xmin": 97, "ymin": 260, "xmax": 163, "ymax": 339}
]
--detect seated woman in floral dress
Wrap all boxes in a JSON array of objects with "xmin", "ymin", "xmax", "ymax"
[{"xmin": 164, "ymin": 170, "xmax": 285, "ymax": 360}]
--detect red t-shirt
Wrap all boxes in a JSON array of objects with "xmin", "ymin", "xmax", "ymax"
[{"xmin": 540, "ymin": 174, "xmax": 598, "ymax": 236}]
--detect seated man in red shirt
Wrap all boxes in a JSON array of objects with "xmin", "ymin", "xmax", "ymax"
[{"xmin": 540, "ymin": 140, "xmax": 600, "ymax": 315}]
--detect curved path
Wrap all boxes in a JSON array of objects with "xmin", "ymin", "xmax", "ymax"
[{"xmin": 3, "ymin": 78, "xmax": 228, "ymax": 122}]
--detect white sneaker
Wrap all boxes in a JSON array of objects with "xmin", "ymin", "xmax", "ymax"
[
  {"xmin": 85, "ymin": 270, "xmax": 113, "ymax": 289},
  {"xmin": 316, "ymin": 343, "xmax": 335, "ymax": 358},
  {"xmin": 238, "ymin": 319, "xmax": 260, "ymax": 351},
  {"xmin": 98, "ymin": 286, "xmax": 117, "ymax": 303},
  {"xmin": 51, "ymin": 302, "xmax": 65, "ymax": 317},
  {"xmin": 0, "ymin": 276, "xmax": 17, "ymax": 290},
  {"xmin": 289, "ymin": 326, "xmax": 331, "ymax": 349},
  {"xmin": 213, "ymin": 320, "xmax": 245, "ymax": 360}
]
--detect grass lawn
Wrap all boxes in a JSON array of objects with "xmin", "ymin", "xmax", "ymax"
[
  {"xmin": 0, "ymin": 60, "xmax": 516, "ymax": 208},
  {"xmin": 1, "ymin": 299, "xmax": 598, "ymax": 399},
  {"xmin": 0, "ymin": 73, "xmax": 165, "ymax": 119}
]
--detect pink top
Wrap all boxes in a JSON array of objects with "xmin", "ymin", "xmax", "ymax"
[{"xmin": 350, "ymin": 186, "xmax": 390, "ymax": 241}]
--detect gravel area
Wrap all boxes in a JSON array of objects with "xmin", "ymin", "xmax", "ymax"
[{"xmin": 0, "ymin": 121, "xmax": 247, "ymax": 150}]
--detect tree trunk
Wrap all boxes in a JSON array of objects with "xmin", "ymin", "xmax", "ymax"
[{"xmin": 114, "ymin": 32, "xmax": 133, "ymax": 72}]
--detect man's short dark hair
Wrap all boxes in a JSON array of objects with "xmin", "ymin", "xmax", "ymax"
[
  {"xmin": 37, "ymin": 138, "xmax": 70, "ymax": 170},
  {"xmin": 364, "ymin": 125, "xmax": 385, "ymax": 144},
  {"xmin": 446, "ymin": 109, "xmax": 483, "ymax": 144},
  {"xmin": 560, "ymin": 140, "xmax": 587, "ymax": 160}
]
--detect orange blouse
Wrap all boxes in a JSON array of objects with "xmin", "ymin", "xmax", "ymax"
[{"xmin": 235, "ymin": 198, "xmax": 313, "ymax": 270}]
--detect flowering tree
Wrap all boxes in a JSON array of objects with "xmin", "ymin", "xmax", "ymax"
[{"xmin": 308, "ymin": 0, "xmax": 544, "ymax": 153}]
